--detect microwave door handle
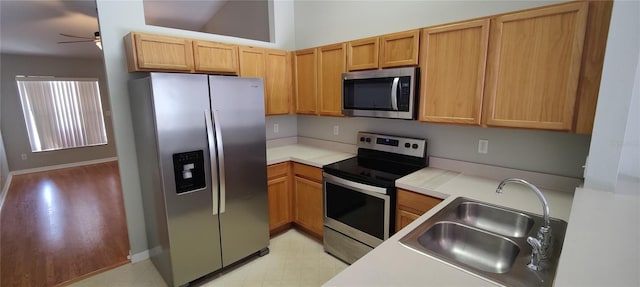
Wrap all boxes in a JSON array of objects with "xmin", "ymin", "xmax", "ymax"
[{"xmin": 391, "ymin": 77, "xmax": 399, "ymax": 110}]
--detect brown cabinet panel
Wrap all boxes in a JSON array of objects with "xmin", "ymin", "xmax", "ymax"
[
  {"xmin": 395, "ymin": 189, "xmax": 443, "ymax": 232},
  {"xmin": 419, "ymin": 19, "xmax": 489, "ymax": 125},
  {"xmin": 267, "ymin": 163, "xmax": 292, "ymax": 234},
  {"xmin": 238, "ymin": 46, "xmax": 266, "ymax": 78},
  {"xmin": 573, "ymin": 0, "xmax": 613, "ymax": 134},
  {"xmin": 294, "ymin": 48, "xmax": 318, "ymax": 114},
  {"xmin": 347, "ymin": 37, "xmax": 379, "ymax": 71},
  {"xmin": 193, "ymin": 40, "xmax": 238, "ymax": 74},
  {"xmin": 293, "ymin": 176, "xmax": 324, "ymax": 237},
  {"xmin": 265, "ymin": 50, "xmax": 292, "ymax": 115},
  {"xmin": 483, "ymin": 2, "xmax": 589, "ymax": 130},
  {"xmin": 379, "ymin": 30, "xmax": 420, "ymax": 68},
  {"xmin": 125, "ymin": 33, "xmax": 194, "ymax": 72},
  {"xmin": 318, "ymin": 43, "xmax": 346, "ymax": 116},
  {"xmin": 268, "ymin": 176, "xmax": 291, "ymax": 232},
  {"xmin": 292, "ymin": 163, "xmax": 322, "ymax": 182}
]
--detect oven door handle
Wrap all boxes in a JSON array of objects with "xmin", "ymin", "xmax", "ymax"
[{"xmin": 323, "ymin": 172, "xmax": 388, "ymax": 196}]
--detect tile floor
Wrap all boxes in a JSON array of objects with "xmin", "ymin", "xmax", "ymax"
[{"xmin": 69, "ymin": 229, "xmax": 348, "ymax": 287}]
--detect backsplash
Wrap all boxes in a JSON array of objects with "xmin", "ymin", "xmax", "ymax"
[{"xmin": 296, "ymin": 115, "xmax": 591, "ymax": 179}]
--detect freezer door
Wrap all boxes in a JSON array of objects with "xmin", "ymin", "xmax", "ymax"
[
  {"xmin": 208, "ymin": 76, "xmax": 270, "ymax": 266},
  {"xmin": 150, "ymin": 73, "xmax": 223, "ymax": 285}
]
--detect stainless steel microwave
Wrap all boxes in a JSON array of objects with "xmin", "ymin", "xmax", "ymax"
[{"xmin": 342, "ymin": 67, "xmax": 419, "ymax": 120}]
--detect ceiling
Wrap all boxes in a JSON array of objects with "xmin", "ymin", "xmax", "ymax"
[
  {"xmin": 0, "ymin": 0, "xmax": 102, "ymax": 59},
  {"xmin": 0, "ymin": 0, "xmax": 229, "ymax": 60}
]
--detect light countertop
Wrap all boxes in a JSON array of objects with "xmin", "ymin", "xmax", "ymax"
[{"xmin": 266, "ymin": 143, "xmax": 354, "ymax": 168}]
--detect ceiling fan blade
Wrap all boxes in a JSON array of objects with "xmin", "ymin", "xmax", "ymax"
[
  {"xmin": 59, "ymin": 33, "xmax": 94, "ymax": 40},
  {"xmin": 58, "ymin": 40, "xmax": 94, "ymax": 44}
]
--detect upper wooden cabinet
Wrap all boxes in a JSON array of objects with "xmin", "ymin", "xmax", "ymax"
[
  {"xmin": 419, "ymin": 19, "xmax": 490, "ymax": 125},
  {"xmin": 379, "ymin": 30, "xmax": 421, "ymax": 68},
  {"xmin": 265, "ymin": 49, "xmax": 293, "ymax": 115},
  {"xmin": 347, "ymin": 30, "xmax": 420, "ymax": 71},
  {"xmin": 124, "ymin": 33, "xmax": 194, "ymax": 72},
  {"xmin": 483, "ymin": 2, "xmax": 589, "ymax": 130},
  {"xmin": 124, "ymin": 32, "xmax": 239, "ymax": 75},
  {"xmin": 347, "ymin": 37, "xmax": 379, "ymax": 71},
  {"xmin": 317, "ymin": 43, "xmax": 346, "ymax": 116},
  {"xmin": 294, "ymin": 48, "xmax": 318, "ymax": 114},
  {"xmin": 573, "ymin": 0, "xmax": 613, "ymax": 134},
  {"xmin": 239, "ymin": 47, "xmax": 292, "ymax": 115},
  {"xmin": 193, "ymin": 40, "xmax": 238, "ymax": 74}
]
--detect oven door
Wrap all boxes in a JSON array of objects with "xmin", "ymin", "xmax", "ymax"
[{"xmin": 323, "ymin": 172, "xmax": 391, "ymax": 248}]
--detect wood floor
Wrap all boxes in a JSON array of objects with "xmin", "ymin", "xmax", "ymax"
[{"xmin": 1, "ymin": 161, "xmax": 130, "ymax": 287}]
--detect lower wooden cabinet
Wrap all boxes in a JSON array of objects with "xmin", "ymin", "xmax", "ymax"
[
  {"xmin": 292, "ymin": 163, "xmax": 324, "ymax": 238},
  {"xmin": 267, "ymin": 162, "xmax": 292, "ymax": 234},
  {"xmin": 266, "ymin": 162, "xmax": 324, "ymax": 239},
  {"xmin": 395, "ymin": 188, "xmax": 443, "ymax": 232}
]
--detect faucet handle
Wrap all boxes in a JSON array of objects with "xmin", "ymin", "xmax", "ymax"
[{"xmin": 526, "ymin": 236, "xmax": 544, "ymax": 271}]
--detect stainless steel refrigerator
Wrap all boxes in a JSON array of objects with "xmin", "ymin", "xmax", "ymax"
[{"xmin": 129, "ymin": 73, "xmax": 269, "ymax": 287}]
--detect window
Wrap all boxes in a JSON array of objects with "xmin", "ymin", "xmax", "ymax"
[{"xmin": 16, "ymin": 77, "xmax": 108, "ymax": 152}]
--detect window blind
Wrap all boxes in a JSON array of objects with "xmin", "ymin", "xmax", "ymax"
[{"xmin": 16, "ymin": 77, "xmax": 108, "ymax": 152}]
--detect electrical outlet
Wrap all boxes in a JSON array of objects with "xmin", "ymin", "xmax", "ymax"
[
  {"xmin": 273, "ymin": 124, "xmax": 279, "ymax": 133},
  {"xmin": 478, "ymin": 139, "xmax": 489, "ymax": 154},
  {"xmin": 333, "ymin": 125, "xmax": 339, "ymax": 135},
  {"xmin": 21, "ymin": 153, "xmax": 28, "ymax": 160}
]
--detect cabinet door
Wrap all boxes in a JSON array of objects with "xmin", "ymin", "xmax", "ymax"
[
  {"xmin": 193, "ymin": 40, "xmax": 238, "ymax": 74},
  {"xmin": 483, "ymin": 2, "xmax": 588, "ymax": 130},
  {"xmin": 265, "ymin": 49, "xmax": 292, "ymax": 115},
  {"xmin": 419, "ymin": 19, "xmax": 490, "ymax": 125},
  {"xmin": 396, "ymin": 209, "xmax": 421, "ymax": 233},
  {"xmin": 318, "ymin": 43, "xmax": 346, "ymax": 116},
  {"xmin": 379, "ymin": 30, "xmax": 420, "ymax": 68},
  {"xmin": 293, "ymin": 176, "xmax": 323, "ymax": 237},
  {"xmin": 268, "ymin": 176, "xmax": 291, "ymax": 232},
  {"xmin": 395, "ymin": 189, "xmax": 442, "ymax": 232},
  {"xmin": 129, "ymin": 33, "xmax": 194, "ymax": 72},
  {"xmin": 347, "ymin": 37, "xmax": 379, "ymax": 71},
  {"xmin": 294, "ymin": 48, "xmax": 318, "ymax": 114},
  {"xmin": 238, "ymin": 46, "xmax": 266, "ymax": 78}
]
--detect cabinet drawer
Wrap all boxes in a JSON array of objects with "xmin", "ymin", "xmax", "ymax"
[
  {"xmin": 293, "ymin": 163, "xmax": 322, "ymax": 182},
  {"xmin": 267, "ymin": 162, "xmax": 290, "ymax": 179},
  {"xmin": 396, "ymin": 188, "xmax": 443, "ymax": 215}
]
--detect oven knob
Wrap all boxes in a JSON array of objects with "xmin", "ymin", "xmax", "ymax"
[
  {"xmin": 365, "ymin": 137, "xmax": 371, "ymax": 143},
  {"xmin": 360, "ymin": 137, "xmax": 365, "ymax": 142},
  {"xmin": 404, "ymin": 143, "xmax": 411, "ymax": 148},
  {"xmin": 412, "ymin": 144, "xmax": 419, "ymax": 149}
]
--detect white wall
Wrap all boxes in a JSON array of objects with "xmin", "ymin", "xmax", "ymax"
[
  {"xmin": 266, "ymin": 115, "xmax": 298, "ymax": 140},
  {"xmin": 584, "ymin": 0, "xmax": 640, "ymax": 192},
  {"xmin": 0, "ymin": 54, "xmax": 117, "ymax": 171},
  {"xmin": 203, "ymin": 0, "xmax": 271, "ymax": 42},
  {"xmin": 298, "ymin": 116, "xmax": 591, "ymax": 178},
  {"xmin": 96, "ymin": 0, "xmax": 295, "ymax": 255},
  {"xmin": 293, "ymin": 0, "xmax": 563, "ymax": 49}
]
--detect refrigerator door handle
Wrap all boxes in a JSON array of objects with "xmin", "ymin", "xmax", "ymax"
[
  {"xmin": 211, "ymin": 109, "xmax": 226, "ymax": 214},
  {"xmin": 204, "ymin": 109, "xmax": 220, "ymax": 215}
]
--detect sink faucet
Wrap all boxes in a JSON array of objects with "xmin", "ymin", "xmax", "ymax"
[{"xmin": 496, "ymin": 178, "xmax": 551, "ymax": 271}]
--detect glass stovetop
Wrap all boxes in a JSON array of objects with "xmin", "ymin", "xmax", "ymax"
[{"xmin": 323, "ymin": 156, "xmax": 425, "ymax": 188}]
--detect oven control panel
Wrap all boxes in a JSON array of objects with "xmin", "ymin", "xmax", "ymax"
[{"xmin": 356, "ymin": 132, "xmax": 426, "ymax": 158}]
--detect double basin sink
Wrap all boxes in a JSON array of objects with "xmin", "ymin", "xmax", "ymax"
[{"xmin": 399, "ymin": 197, "xmax": 567, "ymax": 287}]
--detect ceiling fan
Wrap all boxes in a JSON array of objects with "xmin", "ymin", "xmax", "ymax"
[{"xmin": 58, "ymin": 31, "xmax": 102, "ymax": 50}]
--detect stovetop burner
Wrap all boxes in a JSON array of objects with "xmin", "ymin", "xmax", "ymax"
[{"xmin": 323, "ymin": 132, "xmax": 428, "ymax": 188}]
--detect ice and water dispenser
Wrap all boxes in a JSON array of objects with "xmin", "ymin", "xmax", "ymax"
[{"xmin": 172, "ymin": 150, "xmax": 206, "ymax": 194}]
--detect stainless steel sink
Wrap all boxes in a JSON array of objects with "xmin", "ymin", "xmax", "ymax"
[
  {"xmin": 400, "ymin": 197, "xmax": 567, "ymax": 287},
  {"xmin": 418, "ymin": 222, "xmax": 520, "ymax": 274},
  {"xmin": 455, "ymin": 201, "xmax": 534, "ymax": 237}
]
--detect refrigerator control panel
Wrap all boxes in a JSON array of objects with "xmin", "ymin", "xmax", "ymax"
[{"xmin": 172, "ymin": 150, "xmax": 206, "ymax": 194}]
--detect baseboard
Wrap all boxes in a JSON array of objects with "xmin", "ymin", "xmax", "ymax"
[
  {"xmin": 128, "ymin": 249, "xmax": 150, "ymax": 263},
  {"xmin": 11, "ymin": 157, "xmax": 118, "ymax": 175},
  {"xmin": 0, "ymin": 173, "xmax": 13, "ymax": 214}
]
